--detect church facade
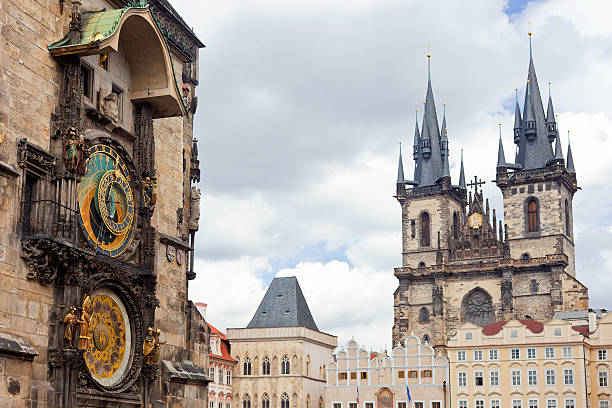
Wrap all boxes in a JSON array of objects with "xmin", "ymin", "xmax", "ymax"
[
  {"xmin": 0, "ymin": 1, "xmax": 209, "ymax": 407},
  {"xmin": 392, "ymin": 38, "xmax": 589, "ymax": 349}
]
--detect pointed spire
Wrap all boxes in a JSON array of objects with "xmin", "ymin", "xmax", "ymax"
[
  {"xmin": 566, "ymin": 131, "xmax": 576, "ymax": 174},
  {"xmin": 458, "ymin": 149, "xmax": 466, "ymax": 190},
  {"xmin": 442, "ymin": 149, "xmax": 451, "ymax": 179},
  {"xmin": 552, "ymin": 129, "xmax": 564, "ymax": 161},
  {"xmin": 513, "ymin": 88, "xmax": 522, "ymax": 145},
  {"xmin": 497, "ymin": 124, "xmax": 506, "ymax": 168},
  {"xmin": 397, "ymin": 142, "xmax": 405, "ymax": 183},
  {"xmin": 420, "ymin": 49, "xmax": 443, "ymax": 185},
  {"xmin": 440, "ymin": 103, "xmax": 448, "ymax": 157},
  {"xmin": 546, "ymin": 81, "xmax": 558, "ymax": 143}
]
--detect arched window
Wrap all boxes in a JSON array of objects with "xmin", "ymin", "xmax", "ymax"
[
  {"xmin": 461, "ymin": 287, "xmax": 494, "ymax": 327},
  {"xmin": 526, "ymin": 198, "xmax": 538, "ymax": 232},
  {"xmin": 262, "ymin": 357, "xmax": 270, "ymax": 375},
  {"xmin": 243, "ymin": 395, "xmax": 251, "ymax": 408},
  {"xmin": 565, "ymin": 199, "xmax": 571, "ymax": 236},
  {"xmin": 243, "ymin": 357, "xmax": 251, "ymax": 375},
  {"xmin": 419, "ymin": 307, "xmax": 429, "ymax": 323},
  {"xmin": 319, "ymin": 397, "xmax": 324, "ymax": 408},
  {"xmin": 281, "ymin": 394, "xmax": 290, "ymax": 408},
  {"xmin": 521, "ymin": 253, "xmax": 530, "ymax": 260},
  {"xmin": 418, "ymin": 261, "xmax": 426, "ymax": 269},
  {"xmin": 453, "ymin": 211, "xmax": 459, "ymax": 239},
  {"xmin": 281, "ymin": 355, "xmax": 290, "ymax": 375},
  {"xmin": 421, "ymin": 212, "xmax": 431, "ymax": 247},
  {"xmin": 262, "ymin": 394, "xmax": 270, "ymax": 408},
  {"xmin": 306, "ymin": 355, "xmax": 310, "ymax": 377},
  {"xmin": 422, "ymin": 334, "xmax": 430, "ymax": 344}
]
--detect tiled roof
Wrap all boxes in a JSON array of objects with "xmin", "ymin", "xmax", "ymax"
[
  {"xmin": 208, "ymin": 323, "xmax": 236, "ymax": 363},
  {"xmin": 481, "ymin": 319, "xmax": 544, "ymax": 336},
  {"xmin": 162, "ymin": 360, "xmax": 211, "ymax": 384},
  {"xmin": 572, "ymin": 325, "xmax": 591, "ymax": 337},
  {"xmin": 247, "ymin": 276, "xmax": 318, "ymax": 331}
]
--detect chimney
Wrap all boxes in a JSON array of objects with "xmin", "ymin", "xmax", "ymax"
[
  {"xmin": 588, "ymin": 309, "xmax": 597, "ymax": 333},
  {"xmin": 195, "ymin": 302, "xmax": 207, "ymax": 319}
]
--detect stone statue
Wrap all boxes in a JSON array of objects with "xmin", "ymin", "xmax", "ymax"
[
  {"xmin": 78, "ymin": 295, "xmax": 92, "ymax": 350},
  {"xmin": 153, "ymin": 328, "xmax": 166, "ymax": 363},
  {"xmin": 189, "ymin": 186, "xmax": 201, "ymax": 231},
  {"xmin": 182, "ymin": 83, "xmax": 191, "ymax": 112},
  {"xmin": 63, "ymin": 306, "xmax": 79, "ymax": 348},
  {"xmin": 501, "ymin": 279, "xmax": 513, "ymax": 310},
  {"xmin": 141, "ymin": 177, "xmax": 157, "ymax": 210},
  {"xmin": 102, "ymin": 92, "xmax": 119, "ymax": 123},
  {"xmin": 143, "ymin": 327, "xmax": 156, "ymax": 365},
  {"xmin": 432, "ymin": 285, "xmax": 443, "ymax": 316},
  {"xmin": 63, "ymin": 127, "xmax": 83, "ymax": 172}
]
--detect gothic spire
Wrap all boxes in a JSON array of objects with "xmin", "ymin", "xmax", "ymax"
[
  {"xmin": 566, "ymin": 131, "xmax": 576, "ymax": 174},
  {"xmin": 440, "ymin": 103, "xmax": 448, "ymax": 157},
  {"xmin": 413, "ymin": 109, "xmax": 421, "ymax": 183},
  {"xmin": 513, "ymin": 88, "xmax": 522, "ymax": 146},
  {"xmin": 552, "ymin": 129, "xmax": 564, "ymax": 162},
  {"xmin": 518, "ymin": 31, "xmax": 555, "ymax": 169},
  {"xmin": 419, "ymin": 50, "xmax": 443, "ymax": 186},
  {"xmin": 458, "ymin": 149, "xmax": 466, "ymax": 189},
  {"xmin": 497, "ymin": 124, "xmax": 506, "ymax": 169},
  {"xmin": 397, "ymin": 143, "xmax": 405, "ymax": 184},
  {"xmin": 546, "ymin": 82, "xmax": 558, "ymax": 143},
  {"xmin": 442, "ymin": 148, "xmax": 451, "ymax": 179}
]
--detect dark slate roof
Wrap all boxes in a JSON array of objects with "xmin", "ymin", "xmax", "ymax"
[
  {"xmin": 247, "ymin": 276, "xmax": 319, "ymax": 331},
  {"xmin": 162, "ymin": 360, "xmax": 211, "ymax": 384},
  {"xmin": 0, "ymin": 332, "xmax": 38, "ymax": 360}
]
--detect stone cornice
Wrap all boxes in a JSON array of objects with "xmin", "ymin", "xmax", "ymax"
[{"xmin": 395, "ymin": 254, "xmax": 568, "ymax": 279}]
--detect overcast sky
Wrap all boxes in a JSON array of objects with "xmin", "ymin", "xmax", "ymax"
[{"xmin": 173, "ymin": 0, "xmax": 612, "ymax": 351}]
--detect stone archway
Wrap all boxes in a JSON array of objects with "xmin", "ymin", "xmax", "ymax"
[
  {"xmin": 461, "ymin": 287, "xmax": 494, "ymax": 326},
  {"xmin": 375, "ymin": 387, "xmax": 393, "ymax": 408}
]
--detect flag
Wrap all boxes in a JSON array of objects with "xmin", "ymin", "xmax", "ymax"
[
  {"xmin": 406, "ymin": 385, "xmax": 412, "ymax": 404},
  {"xmin": 356, "ymin": 385, "xmax": 359, "ymax": 404}
]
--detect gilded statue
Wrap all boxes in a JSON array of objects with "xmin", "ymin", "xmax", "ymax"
[
  {"xmin": 141, "ymin": 177, "xmax": 157, "ymax": 211},
  {"xmin": 143, "ymin": 327, "xmax": 156, "ymax": 365},
  {"xmin": 78, "ymin": 295, "xmax": 92, "ymax": 350},
  {"xmin": 63, "ymin": 306, "xmax": 79, "ymax": 348},
  {"xmin": 143, "ymin": 327, "xmax": 166, "ymax": 365},
  {"xmin": 188, "ymin": 186, "xmax": 201, "ymax": 232}
]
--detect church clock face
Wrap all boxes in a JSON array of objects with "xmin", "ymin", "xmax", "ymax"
[
  {"xmin": 83, "ymin": 288, "xmax": 132, "ymax": 387},
  {"xmin": 468, "ymin": 212, "xmax": 483, "ymax": 229},
  {"xmin": 78, "ymin": 144, "xmax": 135, "ymax": 257}
]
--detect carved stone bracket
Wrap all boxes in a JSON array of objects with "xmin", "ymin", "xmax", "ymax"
[{"xmin": 21, "ymin": 238, "xmax": 80, "ymax": 285}]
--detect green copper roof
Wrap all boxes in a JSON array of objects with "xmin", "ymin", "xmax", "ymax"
[{"xmin": 49, "ymin": 6, "xmax": 146, "ymax": 50}]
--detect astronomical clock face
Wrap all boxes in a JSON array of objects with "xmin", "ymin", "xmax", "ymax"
[
  {"xmin": 469, "ymin": 212, "xmax": 483, "ymax": 229},
  {"xmin": 83, "ymin": 288, "xmax": 132, "ymax": 388},
  {"xmin": 78, "ymin": 144, "xmax": 135, "ymax": 257}
]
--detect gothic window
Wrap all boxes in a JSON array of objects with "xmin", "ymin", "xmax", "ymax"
[
  {"xmin": 530, "ymin": 279, "xmax": 538, "ymax": 294},
  {"xmin": 526, "ymin": 198, "xmax": 539, "ymax": 232},
  {"xmin": 281, "ymin": 394, "xmax": 290, "ymax": 408},
  {"xmin": 421, "ymin": 212, "xmax": 431, "ymax": 247},
  {"xmin": 81, "ymin": 63, "xmax": 93, "ymax": 99},
  {"xmin": 243, "ymin": 395, "xmax": 251, "ymax": 408},
  {"xmin": 522, "ymin": 253, "xmax": 530, "ymax": 260},
  {"xmin": 565, "ymin": 199, "xmax": 571, "ymax": 236},
  {"xmin": 281, "ymin": 355, "xmax": 290, "ymax": 375},
  {"xmin": 453, "ymin": 211, "xmax": 459, "ymax": 239},
  {"xmin": 262, "ymin": 394, "xmax": 270, "ymax": 408},
  {"xmin": 306, "ymin": 355, "xmax": 311, "ymax": 377},
  {"xmin": 243, "ymin": 357, "xmax": 252, "ymax": 375},
  {"xmin": 419, "ymin": 307, "xmax": 429, "ymax": 323},
  {"xmin": 262, "ymin": 357, "xmax": 270, "ymax": 375},
  {"xmin": 418, "ymin": 261, "xmax": 426, "ymax": 268},
  {"xmin": 423, "ymin": 334, "xmax": 430, "ymax": 344},
  {"xmin": 461, "ymin": 288, "xmax": 494, "ymax": 327}
]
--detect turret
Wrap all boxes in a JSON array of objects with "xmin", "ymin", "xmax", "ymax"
[
  {"xmin": 513, "ymin": 89, "xmax": 522, "ymax": 145},
  {"xmin": 458, "ymin": 149, "xmax": 466, "ymax": 190},
  {"xmin": 397, "ymin": 143, "xmax": 405, "ymax": 184},
  {"xmin": 496, "ymin": 124, "xmax": 507, "ymax": 170},
  {"xmin": 566, "ymin": 131, "xmax": 576, "ymax": 174},
  {"xmin": 546, "ymin": 82, "xmax": 558, "ymax": 143}
]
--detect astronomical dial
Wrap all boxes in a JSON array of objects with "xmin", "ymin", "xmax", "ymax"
[
  {"xmin": 78, "ymin": 144, "xmax": 135, "ymax": 257},
  {"xmin": 468, "ymin": 212, "xmax": 483, "ymax": 229},
  {"xmin": 83, "ymin": 288, "xmax": 132, "ymax": 387}
]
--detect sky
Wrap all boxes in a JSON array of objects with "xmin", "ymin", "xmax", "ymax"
[{"xmin": 172, "ymin": 0, "xmax": 612, "ymax": 351}]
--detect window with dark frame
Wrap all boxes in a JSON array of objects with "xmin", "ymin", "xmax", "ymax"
[
  {"xmin": 421, "ymin": 212, "xmax": 430, "ymax": 246},
  {"xmin": 81, "ymin": 64, "xmax": 93, "ymax": 99},
  {"xmin": 527, "ymin": 199, "xmax": 538, "ymax": 232}
]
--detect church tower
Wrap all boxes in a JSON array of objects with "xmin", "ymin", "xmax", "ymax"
[
  {"xmin": 392, "ymin": 40, "xmax": 589, "ymax": 350},
  {"xmin": 495, "ymin": 32, "xmax": 578, "ymax": 277}
]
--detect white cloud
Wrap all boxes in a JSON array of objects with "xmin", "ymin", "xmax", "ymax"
[{"xmin": 181, "ymin": 0, "xmax": 612, "ymax": 348}]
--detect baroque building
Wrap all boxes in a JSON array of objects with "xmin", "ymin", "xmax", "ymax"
[
  {"xmin": 392, "ymin": 36, "xmax": 589, "ymax": 349},
  {"xmin": 0, "ymin": 0, "xmax": 209, "ymax": 407},
  {"xmin": 207, "ymin": 321, "xmax": 237, "ymax": 408},
  {"xmin": 325, "ymin": 338, "xmax": 449, "ymax": 408},
  {"xmin": 227, "ymin": 277, "xmax": 337, "ymax": 408}
]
